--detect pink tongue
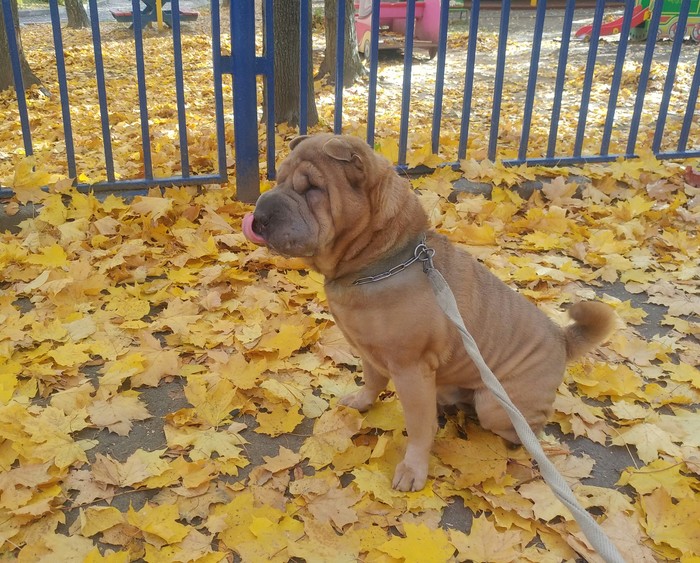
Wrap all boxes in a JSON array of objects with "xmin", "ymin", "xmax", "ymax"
[{"xmin": 242, "ymin": 213, "xmax": 266, "ymax": 246}]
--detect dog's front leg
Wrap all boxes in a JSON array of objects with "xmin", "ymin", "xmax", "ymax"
[
  {"xmin": 391, "ymin": 365, "xmax": 437, "ymax": 492},
  {"xmin": 339, "ymin": 359, "xmax": 388, "ymax": 412}
]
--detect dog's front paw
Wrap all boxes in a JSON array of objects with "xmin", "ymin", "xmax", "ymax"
[
  {"xmin": 338, "ymin": 389, "xmax": 375, "ymax": 412},
  {"xmin": 392, "ymin": 459, "xmax": 428, "ymax": 492}
]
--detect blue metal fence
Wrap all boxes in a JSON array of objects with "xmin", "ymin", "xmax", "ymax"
[{"xmin": 1, "ymin": 0, "xmax": 698, "ymax": 203}]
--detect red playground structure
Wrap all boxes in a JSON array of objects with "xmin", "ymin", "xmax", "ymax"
[{"xmin": 576, "ymin": 0, "xmax": 700, "ymax": 41}]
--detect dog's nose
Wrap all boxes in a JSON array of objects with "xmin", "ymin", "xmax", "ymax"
[{"xmin": 252, "ymin": 194, "xmax": 275, "ymax": 237}]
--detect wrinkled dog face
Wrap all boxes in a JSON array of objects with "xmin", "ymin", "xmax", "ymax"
[{"xmin": 244, "ymin": 134, "xmax": 370, "ymax": 258}]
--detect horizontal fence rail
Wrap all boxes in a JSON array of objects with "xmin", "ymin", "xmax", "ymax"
[{"xmin": 0, "ymin": 0, "xmax": 698, "ymax": 202}]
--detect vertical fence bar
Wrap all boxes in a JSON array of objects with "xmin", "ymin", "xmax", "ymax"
[
  {"xmin": 88, "ymin": 0, "xmax": 116, "ymax": 182},
  {"xmin": 263, "ymin": 0, "xmax": 276, "ymax": 178},
  {"xmin": 431, "ymin": 0, "xmax": 450, "ymax": 154},
  {"xmin": 600, "ymin": 0, "xmax": 634, "ymax": 156},
  {"xmin": 299, "ymin": 0, "xmax": 309, "ymax": 134},
  {"xmin": 2, "ymin": 0, "xmax": 32, "ymax": 157},
  {"xmin": 517, "ymin": 0, "xmax": 546, "ymax": 161},
  {"xmin": 211, "ymin": 0, "xmax": 227, "ymax": 181},
  {"xmin": 547, "ymin": 0, "xmax": 575, "ymax": 159},
  {"xmin": 131, "ymin": 0, "xmax": 153, "ymax": 180},
  {"xmin": 652, "ymin": 0, "xmax": 691, "ymax": 154},
  {"xmin": 458, "ymin": 0, "xmax": 480, "ymax": 161},
  {"xmin": 398, "ymin": 0, "xmax": 417, "ymax": 166},
  {"xmin": 171, "ymin": 0, "xmax": 190, "ymax": 178},
  {"xmin": 626, "ymin": 0, "xmax": 663, "ymax": 156},
  {"xmin": 573, "ymin": 0, "xmax": 605, "ymax": 158},
  {"xmin": 49, "ymin": 0, "xmax": 76, "ymax": 178},
  {"xmin": 231, "ymin": 1, "xmax": 260, "ymax": 202},
  {"xmin": 488, "ymin": 0, "xmax": 511, "ymax": 161},
  {"xmin": 334, "ymin": 0, "xmax": 346, "ymax": 134},
  {"xmin": 366, "ymin": 0, "xmax": 381, "ymax": 147},
  {"xmin": 678, "ymin": 47, "xmax": 700, "ymax": 153}
]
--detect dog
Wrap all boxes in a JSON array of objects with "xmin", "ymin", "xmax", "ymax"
[{"xmin": 242, "ymin": 133, "xmax": 615, "ymax": 491}]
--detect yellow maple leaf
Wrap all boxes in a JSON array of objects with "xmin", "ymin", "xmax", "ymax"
[
  {"xmin": 0, "ymin": 361, "xmax": 20, "ymax": 404},
  {"xmin": 165, "ymin": 424, "xmax": 248, "ymax": 462},
  {"xmin": 255, "ymin": 408, "xmax": 304, "ymax": 437},
  {"xmin": 375, "ymin": 137, "xmax": 399, "ymax": 163},
  {"xmin": 87, "ymin": 393, "xmax": 152, "ymax": 436},
  {"xmin": 129, "ymin": 196, "xmax": 173, "ymax": 220},
  {"xmin": 618, "ymin": 459, "xmax": 697, "ymax": 499},
  {"xmin": 12, "ymin": 155, "xmax": 53, "ymax": 190},
  {"xmin": 80, "ymin": 506, "xmax": 125, "ymax": 537},
  {"xmin": 36, "ymin": 193, "xmax": 69, "ymax": 226},
  {"xmin": 449, "ymin": 515, "xmax": 525, "ymax": 563},
  {"xmin": 259, "ymin": 323, "xmax": 306, "ymax": 359},
  {"xmin": 378, "ymin": 523, "xmax": 454, "ymax": 563},
  {"xmin": 453, "ymin": 223, "xmax": 497, "ymax": 246},
  {"xmin": 433, "ymin": 433, "xmax": 508, "ymax": 488},
  {"xmin": 611, "ymin": 423, "xmax": 682, "ymax": 463},
  {"xmin": 25, "ymin": 244, "xmax": 68, "ymax": 268},
  {"xmin": 184, "ymin": 376, "xmax": 242, "ymax": 427},
  {"xmin": 300, "ymin": 407, "xmax": 363, "ymax": 469},
  {"xmin": 641, "ymin": 489, "xmax": 700, "ymax": 556},
  {"xmin": 126, "ymin": 502, "xmax": 189, "ymax": 544}
]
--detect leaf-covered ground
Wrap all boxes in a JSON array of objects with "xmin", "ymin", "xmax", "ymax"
[
  {"xmin": 2, "ymin": 155, "xmax": 700, "ymax": 562},
  {"xmin": 1, "ymin": 13, "xmax": 699, "ymax": 563}
]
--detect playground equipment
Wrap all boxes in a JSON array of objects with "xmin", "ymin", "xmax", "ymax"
[
  {"xmin": 110, "ymin": 0, "xmax": 199, "ymax": 29},
  {"xmin": 576, "ymin": 0, "xmax": 700, "ymax": 41},
  {"xmin": 354, "ymin": 0, "xmax": 442, "ymax": 59}
]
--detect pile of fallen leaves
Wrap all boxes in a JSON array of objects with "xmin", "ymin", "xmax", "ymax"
[{"xmin": 1, "ymin": 154, "xmax": 698, "ymax": 561}]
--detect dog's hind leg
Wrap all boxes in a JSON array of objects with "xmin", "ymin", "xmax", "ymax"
[{"xmin": 473, "ymin": 385, "xmax": 553, "ymax": 445}]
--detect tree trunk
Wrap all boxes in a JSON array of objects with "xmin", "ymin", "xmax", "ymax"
[
  {"xmin": 0, "ymin": 0, "xmax": 42, "ymax": 91},
  {"xmin": 65, "ymin": 0, "xmax": 90, "ymax": 29},
  {"xmin": 267, "ymin": 0, "xmax": 318, "ymax": 127},
  {"xmin": 316, "ymin": 0, "xmax": 365, "ymax": 86}
]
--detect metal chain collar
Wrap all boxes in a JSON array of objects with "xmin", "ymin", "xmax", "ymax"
[{"xmin": 352, "ymin": 235, "xmax": 436, "ymax": 286}]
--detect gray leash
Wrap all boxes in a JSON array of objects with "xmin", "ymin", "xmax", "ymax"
[{"xmin": 417, "ymin": 255, "xmax": 625, "ymax": 563}]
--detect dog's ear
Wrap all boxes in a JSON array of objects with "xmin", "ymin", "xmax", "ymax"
[
  {"xmin": 323, "ymin": 137, "xmax": 363, "ymax": 170},
  {"xmin": 289, "ymin": 135, "xmax": 310, "ymax": 151}
]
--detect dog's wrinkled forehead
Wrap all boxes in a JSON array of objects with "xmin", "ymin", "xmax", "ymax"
[{"xmin": 288, "ymin": 134, "xmax": 369, "ymax": 168}]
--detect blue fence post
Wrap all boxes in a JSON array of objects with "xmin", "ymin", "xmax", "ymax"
[
  {"xmin": 458, "ymin": 0, "xmax": 480, "ymax": 161},
  {"xmin": 48, "ymin": 0, "xmax": 76, "ymax": 179},
  {"xmin": 211, "ymin": 0, "xmax": 228, "ymax": 182},
  {"xmin": 653, "ymin": 0, "xmax": 692, "ymax": 154},
  {"xmin": 574, "ymin": 0, "xmax": 605, "ymax": 158},
  {"xmin": 488, "ymin": 0, "xmax": 511, "ymax": 161},
  {"xmin": 334, "ymin": 0, "xmax": 345, "ymax": 134},
  {"xmin": 262, "ymin": 0, "xmax": 276, "ymax": 179},
  {"xmin": 600, "ymin": 0, "xmax": 635, "ymax": 156},
  {"xmin": 299, "ymin": 0, "xmax": 309, "ymax": 135},
  {"xmin": 518, "ymin": 0, "xmax": 547, "ymax": 162},
  {"xmin": 431, "ymin": 0, "xmax": 450, "ymax": 154},
  {"xmin": 547, "ymin": 0, "xmax": 575, "ymax": 159},
  {"xmin": 231, "ymin": 1, "xmax": 261, "ymax": 203},
  {"xmin": 398, "ymin": 0, "xmax": 417, "ymax": 166},
  {"xmin": 366, "ymin": 0, "xmax": 381, "ymax": 148},
  {"xmin": 2, "ymin": 0, "xmax": 32, "ymax": 157}
]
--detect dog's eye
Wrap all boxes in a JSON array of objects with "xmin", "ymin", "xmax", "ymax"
[{"xmin": 305, "ymin": 185, "xmax": 323, "ymax": 203}]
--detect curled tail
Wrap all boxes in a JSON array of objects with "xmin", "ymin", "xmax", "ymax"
[{"xmin": 565, "ymin": 301, "xmax": 616, "ymax": 360}]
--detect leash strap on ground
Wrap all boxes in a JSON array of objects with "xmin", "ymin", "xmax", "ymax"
[{"xmin": 425, "ymin": 267, "xmax": 626, "ymax": 563}]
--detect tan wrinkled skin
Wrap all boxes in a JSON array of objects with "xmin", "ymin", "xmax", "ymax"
[{"xmin": 250, "ymin": 133, "xmax": 616, "ymax": 492}]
